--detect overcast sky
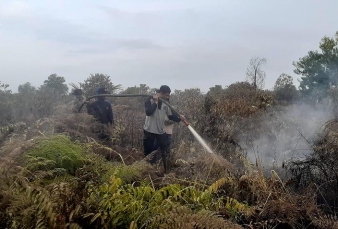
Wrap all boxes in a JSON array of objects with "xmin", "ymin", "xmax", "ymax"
[{"xmin": 0, "ymin": 0, "xmax": 337, "ymax": 93}]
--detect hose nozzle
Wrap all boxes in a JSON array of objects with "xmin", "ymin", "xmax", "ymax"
[{"xmin": 183, "ymin": 119, "xmax": 190, "ymax": 126}]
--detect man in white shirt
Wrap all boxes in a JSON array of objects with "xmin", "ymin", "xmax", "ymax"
[{"xmin": 143, "ymin": 85, "xmax": 183, "ymax": 173}]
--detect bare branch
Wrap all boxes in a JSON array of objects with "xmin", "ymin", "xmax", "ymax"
[{"xmin": 246, "ymin": 57, "xmax": 267, "ymax": 89}]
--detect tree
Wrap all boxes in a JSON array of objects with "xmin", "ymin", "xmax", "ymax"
[
  {"xmin": 121, "ymin": 84, "xmax": 151, "ymax": 95},
  {"xmin": 18, "ymin": 82, "xmax": 36, "ymax": 94},
  {"xmin": 116, "ymin": 84, "xmax": 153, "ymax": 109},
  {"xmin": 273, "ymin": 74, "xmax": 297, "ymax": 104},
  {"xmin": 0, "ymin": 81, "xmax": 11, "ymax": 93},
  {"xmin": 14, "ymin": 82, "xmax": 38, "ymax": 123},
  {"xmin": 204, "ymin": 85, "xmax": 225, "ymax": 114},
  {"xmin": 224, "ymin": 81, "xmax": 256, "ymax": 100},
  {"xmin": 171, "ymin": 88, "xmax": 204, "ymax": 117},
  {"xmin": 294, "ymin": 31, "xmax": 338, "ymax": 102},
  {"xmin": 31, "ymin": 74, "xmax": 69, "ymax": 118},
  {"xmin": 208, "ymin": 85, "xmax": 224, "ymax": 96},
  {"xmin": 80, "ymin": 73, "xmax": 121, "ymax": 97},
  {"xmin": 246, "ymin": 57, "xmax": 267, "ymax": 89},
  {"xmin": 169, "ymin": 88, "xmax": 205, "ymax": 143},
  {"xmin": 41, "ymin": 74, "xmax": 69, "ymax": 96},
  {"xmin": 0, "ymin": 81, "xmax": 13, "ymax": 126}
]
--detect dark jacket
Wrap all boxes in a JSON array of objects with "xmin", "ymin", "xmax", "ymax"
[{"xmin": 87, "ymin": 100, "xmax": 113, "ymax": 125}]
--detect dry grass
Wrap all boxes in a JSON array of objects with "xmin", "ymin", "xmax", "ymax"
[{"xmin": 1, "ymin": 83, "xmax": 338, "ymax": 228}]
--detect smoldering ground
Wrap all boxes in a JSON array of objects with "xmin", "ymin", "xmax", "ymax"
[{"xmin": 241, "ymin": 100, "xmax": 334, "ymax": 167}]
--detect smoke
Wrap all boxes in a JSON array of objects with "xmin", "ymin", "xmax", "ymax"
[{"xmin": 241, "ymin": 100, "xmax": 333, "ymax": 166}]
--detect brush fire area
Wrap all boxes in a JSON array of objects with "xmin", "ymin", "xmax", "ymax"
[{"xmin": 1, "ymin": 26, "xmax": 338, "ymax": 229}]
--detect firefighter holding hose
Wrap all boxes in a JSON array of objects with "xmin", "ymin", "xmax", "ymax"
[
  {"xmin": 86, "ymin": 87, "xmax": 114, "ymax": 142},
  {"xmin": 77, "ymin": 85, "xmax": 188, "ymax": 171},
  {"xmin": 143, "ymin": 85, "xmax": 186, "ymax": 173}
]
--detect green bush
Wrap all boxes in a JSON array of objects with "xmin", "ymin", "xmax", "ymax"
[
  {"xmin": 84, "ymin": 175, "xmax": 248, "ymax": 228},
  {"xmin": 25, "ymin": 135, "xmax": 86, "ymax": 175}
]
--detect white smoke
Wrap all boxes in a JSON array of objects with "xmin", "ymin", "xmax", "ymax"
[{"xmin": 241, "ymin": 100, "xmax": 333, "ymax": 166}]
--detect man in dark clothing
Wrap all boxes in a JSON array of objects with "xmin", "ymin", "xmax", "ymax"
[
  {"xmin": 87, "ymin": 87, "xmax": 113, "ymax": 141},
  {"xmin": 143, "ymin": 85, "xmax": 184, "ymax": 173},
  {"xmin": 70, "ymin": 88, "xmax": 85, "ymax": 113}
]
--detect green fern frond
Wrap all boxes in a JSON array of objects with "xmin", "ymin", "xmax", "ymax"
[
  {"xmin": 24, "ymin": 134, "xmax": 86, "ymax": 175},
  {"xmin": 208, "ymin": 177, "xmax": 233, "ymax": 193},
  {"xmin": 144, "ymin": 205, "xmax": 242, "ymax": 229},
  {"xmin": 224, "ymin": 196, "xmax": 250, "ymax": 216},
  {"xmin": 5, "ymin": 183, "xmax": 58, "ymax": 229}
]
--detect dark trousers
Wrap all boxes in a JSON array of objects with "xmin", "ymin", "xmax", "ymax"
[
  {"xmin": 152, "ymin": 134, "xmax": 172, "ymax": 152},
  {"xmin": 143, "ymin": 130, "xmax": 170, "ymax": 173}
]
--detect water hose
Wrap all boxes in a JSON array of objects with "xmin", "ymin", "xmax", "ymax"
[
  {"xmin": 78, "ymin": 94, "xmax": 215, "ymax": 154},
  {"xmin": 77, "ymin": 94, "xmax": 189, "ymax": 126}
]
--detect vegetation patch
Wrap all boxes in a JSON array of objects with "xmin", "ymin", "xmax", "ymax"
[{"xmin": 24, "ymin": 135, "xmax": 87, "ymax": 175}]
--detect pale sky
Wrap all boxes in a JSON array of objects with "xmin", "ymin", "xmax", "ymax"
[{"xmin": 0, "ymin": 0, "xmax": 337, "ymax": 93}]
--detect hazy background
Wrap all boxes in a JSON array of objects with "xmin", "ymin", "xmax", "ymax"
[{"xmin": 1, "ymin": 0, "xmax": 337, "ymax": 92}]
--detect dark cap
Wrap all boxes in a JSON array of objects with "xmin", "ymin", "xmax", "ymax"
[
  {"xmin": 156, "ymin": 85, "xmax": 171, "ymax": 94},
  {"xmin": 95, "ymin": 87, "xmax": 110, "ymax": 95}
]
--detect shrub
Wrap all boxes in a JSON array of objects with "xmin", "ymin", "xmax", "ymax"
[{"xmin": 25, "ymin": 135, "xmax": 86, "ymax": 175}]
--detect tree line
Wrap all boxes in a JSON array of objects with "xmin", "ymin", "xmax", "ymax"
[{"xmin": 0, "ymin": 31, "xmax": 337, "ymax": 126}]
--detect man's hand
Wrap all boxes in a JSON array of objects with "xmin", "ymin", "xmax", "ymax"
[
  {"xmin": 153, "ymin": 94, "xmax": 159, "ymax": 104},
  {"xmin": 180, "ymin": 115, "xmax": 189, "ymax": 126}
]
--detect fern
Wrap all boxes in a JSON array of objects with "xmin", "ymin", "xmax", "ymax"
[
  {"xmin": 144, "ymin": 205, "xmax": 242, "ymax": 229},
  {"xmin": 24, "ymin": 135, "xmax": 87, "ymax": 175},
  {"xmin": 208, "ymin": 177, "xmax": 233, "ymax": 193},
  {"xmin": 5, "ymin": 183, "xmax": 58, "ymax": 229},
  {"xmin": 224, "ymin": 197, "xmax": 250, "ymax": 216},
  {"xmin": 84, "ymin": 175, "xmax": 249, "ymax": 228},
  {"xmin": 25, "ymin": 155, "xmax": 57, "ymax": 171},
  {"xmin": 112, "ymin": 160, "xmax": 152, "ymax": 184}
]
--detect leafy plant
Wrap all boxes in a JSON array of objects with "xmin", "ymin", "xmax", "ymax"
[
  {"xmin": 83, "ymin": 174, "xmax": 249, "ymax": 228},
  {"xmin": 5, "ymin": 182, "xmax": 58, "ymax": 229},
  {"xmin": 25, "ymin": 135, "xmax": 87, "ymax": 175},
  {"xmin": 146, "ymin": 205, "xmax": 242, "ymax": 229}
]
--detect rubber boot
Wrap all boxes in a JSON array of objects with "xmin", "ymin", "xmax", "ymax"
[{"xmin": 163, "ymin": 156, "xmax": 170, "ymax": 174}]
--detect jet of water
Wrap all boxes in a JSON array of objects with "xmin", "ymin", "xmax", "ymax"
[{"xmin": 187, "ymin": 125, "xmax": 214, "ymax": 154}]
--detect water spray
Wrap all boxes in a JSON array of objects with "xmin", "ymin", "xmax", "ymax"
[
  {"xmin": 78, "ymin": 93, "xmax": 214, "ymax": 153},
  {"xmin": 186, "ymin": 126, "xmax": 214, "ymax": 154}
]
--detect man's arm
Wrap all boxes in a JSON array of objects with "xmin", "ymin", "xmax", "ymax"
[
  {"xmin": 166, "ymin": 108, "xmax": 181, "ymax": 122},
  {"xmin": 166, "ymin": 108, "xmax": 187, "ymax": 123},
  {"xmin": 168, "ymin": 114, "xmax": 181, "ymax": 122},
  {"xmin": 164, "ymin": 119, "xmax": 175, "ymax": 125},
  {"xmin": 145, "ymin": 97, "xmax": 157, "ymax": 116}
]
